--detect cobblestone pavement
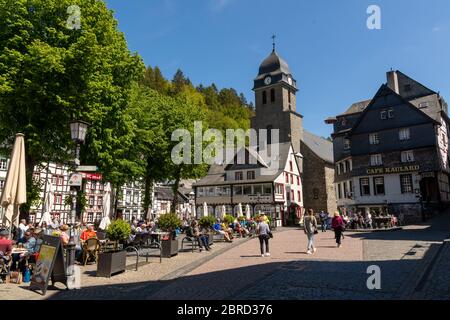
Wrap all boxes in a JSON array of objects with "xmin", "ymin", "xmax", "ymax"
[
  {"xmin": 1, "ymin": 214, "xmax": 449, "ymax": 300},
  {"xmin": 1, "ymin": 236, "xmax": 249, "ymax": 300},
  {"xmin": 146, "ymin": 214, "xmax": 450, "ymax": 300}
]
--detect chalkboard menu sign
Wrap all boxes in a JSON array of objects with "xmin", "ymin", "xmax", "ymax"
[{"xmin": 30, "ymin": 235, "xmax": 67, "ymax": 295}]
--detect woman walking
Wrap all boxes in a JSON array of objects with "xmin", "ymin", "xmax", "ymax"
[
  {"xmin": 303, "ymin": 209, "xmax": 318, "ymax": 254},
  {"xmin": 332, "ymin": 211, "xmax": 345, "ymax": 248},
  {"xmin": 256, "ymin": 216, "xmax": 271, "ymax": 257}
]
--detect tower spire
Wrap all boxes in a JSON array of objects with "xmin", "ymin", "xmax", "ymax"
[{"xmin": 271, "ymin": 34, "xmax": 276, "ymax": 52}]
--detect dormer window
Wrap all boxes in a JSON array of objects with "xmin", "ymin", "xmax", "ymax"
[
  {"xmin": 344, "ymin": 139, "xmax": 351, "ymax": 150},
  {"xmin": 235, "ymin": 172, "xmax": 243, "ymax": 181},
  {"xmin": 247, "ymin": 171, "xmax": 255, "ymax": 180},
  {"xmin": 419, "ymin": 102, "xmax": 430, "ymax": 109},
  {"xmin": 380, "ymin": 111, "xmax": 387, "ymax": 120}
]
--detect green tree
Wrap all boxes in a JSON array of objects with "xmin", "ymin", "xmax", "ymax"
[{"xmin": 0, "ymin": 0, "xmax": 144, "ymax": 214}]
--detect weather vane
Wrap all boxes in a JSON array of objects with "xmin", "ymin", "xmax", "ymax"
[{"xmin": 272, "ymin": 34, "xmax": 276, "ymax": 51}]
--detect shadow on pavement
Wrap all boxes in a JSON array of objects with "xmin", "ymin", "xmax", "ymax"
[{"xmin": 44, "ymin": 243, "xmax": 442, "ymax": 300}]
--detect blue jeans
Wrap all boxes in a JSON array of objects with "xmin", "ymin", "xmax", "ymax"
[{"xmin": 307, "ymin": 233, "xmax": 315, "ymax": 251}]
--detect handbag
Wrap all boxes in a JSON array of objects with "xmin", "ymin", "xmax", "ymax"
[
  {"xmin": 313, "ymin": 229, "xmax": 319, "ymax": 234},
  {"xmin": 267, "ymin": 231, "xmax": 273, "ymax": 238}
]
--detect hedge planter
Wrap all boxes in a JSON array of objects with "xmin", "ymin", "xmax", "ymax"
[
  {"xmin": 161, "ymin": 239, "xmax": 179, "ymax": 258},
  {"xmin": 97, "ymin": 250, "xmax": 127, "ymax": 278},
  {"xmin": 207, "ymin": 231, "xmax": 214, "ymax": 246}
]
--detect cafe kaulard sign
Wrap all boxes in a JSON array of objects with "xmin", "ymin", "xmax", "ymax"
[{"xmin": 366, "ymin": 165, "xmax": 420, "ymax": 175}]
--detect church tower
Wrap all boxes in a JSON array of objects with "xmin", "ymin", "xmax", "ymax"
[{"xmin": 251, "ymin": 46, "xmax": 303, "ymax": 157}]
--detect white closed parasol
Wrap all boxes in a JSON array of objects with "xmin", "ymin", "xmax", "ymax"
[{"xmin": 1, "ymin": 134, "xmax": 27, "ymax": 230}]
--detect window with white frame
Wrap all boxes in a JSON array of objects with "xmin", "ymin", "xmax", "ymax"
[
  {"xmin": 373, "ymin": 177, "xmax": 385, "ymax": 195},
  {"xmin": 370, "ymin": 154, "xmax": 383, "ymax": 166},
  {"xmin": 400, "ymin": 174, "xmax": 413, "ymax": 193},
  {"xmin": 0, "ymin": 180, "xmax": 4, "ymax": 190},
  {"xmin": 344, "ymin": 139, "xmax": 351, "ymax": 150},
  {"xmin": 388, "ymin": 109, "xmax": 395, "ymax": 119},
  {"xmin": 419, "ymin": 102, "xmax": 430, "ymax": 109},
  {"xmin": 369, "ymin": 133, "xmax": 380, "ymax": 145},
  {"xmin": 253, "ymin": 185, "xmax": 263, "ymax": 195},
  {"xmin": 399, "ymin": 128, "xmax": 410, "ymax": 141},
  {"xmin": 0, "ymin": 159, "xmax": 7, "ymax": 170},
  {"xmin": 360, "ymin": 178, "xmax": 370, "ymax": 196},
  {"xmin": 275, "ymin": 184, "xmax": 284, "ymax": 195},
  {"xmin": 55, "ymin": 194, "xmax": 63, "ymax": 205},
  {"xmin": 89, "ymin": 196, "xmax": 95, "ymax": 206},
  {"xmin": 401, "ymin": 150, "xmax": 415, "ymax": 163},
  {"xmin": 234, "ymin": 186, "xmax": 243, "ymax": 195}
]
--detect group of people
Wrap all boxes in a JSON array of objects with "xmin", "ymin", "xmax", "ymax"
[{"xmin": 303, "ymin": 210, "xmax": 347, "ymax": 254}]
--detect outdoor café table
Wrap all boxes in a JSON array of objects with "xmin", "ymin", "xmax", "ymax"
[
  {"xmin": 11, "ymin": 247, "xmax": 29, "ymax": 255},
  {"xmin": 149, "ymin": 231, "xmax": 170, "ymax": 243}
]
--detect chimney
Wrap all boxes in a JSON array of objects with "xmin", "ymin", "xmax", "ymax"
[{"xmin": 387, "ymin": 70, "xmax": 399, "ymax": 94}]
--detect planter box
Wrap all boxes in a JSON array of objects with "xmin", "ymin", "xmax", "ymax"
[
  {"xmin": 207, "ymin": 231, "xmax": 214, "ymax": 246},
  {"xmin": 161, "ymin": 239, "xmax": 179, "ymax": 258},
  {"xmin": 97, "ymin": 250, "xmax": 127, "ymax": 278}
]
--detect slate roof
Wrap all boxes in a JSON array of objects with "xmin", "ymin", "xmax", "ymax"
[
  {"xmin": 193, "ymin": 142, "xmax": 293, "ymax": 187},
  {"xmin": 257, "ymin": 50, "xmax": 291, "ymax": 77},
  {"xmin": 301, "ymin": 131, "xmax": 334, "ymax": 164},
  {"xmin": 154, "ymin": 186, "xmax": 188, "ymax": 202},
  {"xmin": 337, "ymin": 99, "xmax": 371, "ymax": 117}
]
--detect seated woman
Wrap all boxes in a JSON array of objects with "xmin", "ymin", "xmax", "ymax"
[
  {"xmin": 212, "ymin": 221, "xmax": 232, "ymax": 242},
  {"xmin": 192, "ymin": 221, "xmax": 210, "ymax": 252}
]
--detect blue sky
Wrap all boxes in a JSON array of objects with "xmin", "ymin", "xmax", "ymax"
[{"xmin": 105, "ymin": 0, "xmax": 450, "ymax": 138}]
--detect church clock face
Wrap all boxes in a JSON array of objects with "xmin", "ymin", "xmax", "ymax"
[
  {"xmin": 288, "ymin": 77, "xmax": 293, "ymax": 85},
  {"xmin": 264, "ymin": 76, "xmax": 272, "ymax": 85}
]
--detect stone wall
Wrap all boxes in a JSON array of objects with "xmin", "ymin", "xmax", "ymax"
[{"xmin": 301, "ymin": 142, "xmax": 336, "ymax": 213}]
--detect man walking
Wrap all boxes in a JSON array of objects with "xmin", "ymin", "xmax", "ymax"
[{"xmin": 319, "ymin": 211, "xmax": 328, "ymax": 232}]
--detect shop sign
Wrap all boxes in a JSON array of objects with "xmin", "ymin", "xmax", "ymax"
[{"xmin": 366, "ymin": 165, "xmax": 420, "ymax": 175}]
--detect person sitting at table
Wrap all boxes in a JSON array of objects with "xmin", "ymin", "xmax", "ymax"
[
  {"xmin": 11, "ymin": 230, "xmax": 37, "ymax": 272},
  {"xmin": 80, "ymin": 224, "xmax": 97, "ymax": 241},
  {"xmin": 59, "ymin": 225, "xmax": 70, "ymax": 246},
  {"xmin": 192, "ymin": 221, "xmax": 210, "ymax": 252},
  {"xmin": 0, "ymin": 229, "xmax": 13, "ymax": 266},
  {"xmin": 212, "ymin": 221, "xmax": 232, "ymax": 242}
]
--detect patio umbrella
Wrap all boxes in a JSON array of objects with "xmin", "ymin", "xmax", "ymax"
[
  {"xmin": 39, "ymin": 179, "xmax": 54, "ymax": 226},
  {"xmin": 99, "ymin": 216, "xmax": 111, "ymax": 231},
  {"xmin": 238, "ymin": 203, "xmax": 243, "ymax": 217},
  {"xmin": 192, "ymin": 203, "xmax": 196, "ymax": 219},
  {"xmin": 103, "ymin": 182, "xmax": 112, "ymax": 218},
  {"xmin": 221, "ymin": 205, "xmax": 226, "ymax": 219},
  {"xmin": 246, "ymin": 204, "xmax": 251, "ymax": 220},
  {"xmin": 1, "ymin": 133, "xmax": 27, "ymax": 229},
  {"xmin": 39, "ymin": 211, "xmax": 53, "ymax": 227},
  {"xmin": 203, "ymin": 202, "xmax": 208, "ymax": 217}
]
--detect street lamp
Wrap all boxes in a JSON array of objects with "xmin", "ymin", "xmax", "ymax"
[
  {"xmin": 70, "ymin": 120, "xmax": 89, "ymax": 166},
  {"xmin": 67, "ymin": 120, "xmax": 89, "ymax": 289}
]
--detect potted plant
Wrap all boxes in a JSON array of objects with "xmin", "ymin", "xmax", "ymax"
[
  {"xmin": 199, "ymin": 216, "xmax": 216, "ymax": 246},
  {"xmin": 97, "ymin": 219, "xmax": 131, "ymax": 277},
  {"xmin": 158, "ymin": 213, "xmax": 182, "ymax": 258},
  {"xmin": 223, "ymin": 214, "xmax": 235, "ymax": 225}
]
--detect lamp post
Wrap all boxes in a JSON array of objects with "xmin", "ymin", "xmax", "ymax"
[{"xmin": 67, "ymin": 120, "xmax": 89, "ymax": 289}]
